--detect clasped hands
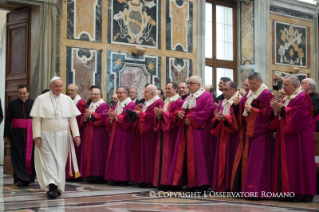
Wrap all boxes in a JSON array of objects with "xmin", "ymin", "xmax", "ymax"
[
  {"xmin": 84, "ymin": 109, "xmax": 92, "ymax": 119},
  {"xmin": 214, "ymin": 109, "xmax": 225, "ymax": 121},
  {"xmin": 270, "ymin": 99, "xmax": 283, "ymax": 113},
  {"xmin": 106, "ymin": 109, "xmax": 117, "ymax": 122},
  {"xmin": 232, "ymin": 94, "xmax": 251, "ymax": 113},
  {"xmin": 177, "ymin": 110, "xmax": 190, "ymax": 125}
]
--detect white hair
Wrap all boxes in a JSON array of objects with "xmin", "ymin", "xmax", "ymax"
[
  {"xmin": 190, "ymin": 76, "xmax": 202, "ymax": 85},
  {"xmin": 147, "ymin": 84, "xmax": 158, "ymax": 95},
  {"xmin": 68, "ymin": 84, "xmax": 78, "ymax": 91},
  {"xmin": 283, "ymin": 74, "xmax": 300, "ymax": 87},
  {"xmin": 307, "ymin": 78, "xmax": 317, "ymax": 92}
]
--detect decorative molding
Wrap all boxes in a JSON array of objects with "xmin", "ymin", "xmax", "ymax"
[{"xmin": 270, "ymin": 5, "xmax": 314, "ymax": 20}]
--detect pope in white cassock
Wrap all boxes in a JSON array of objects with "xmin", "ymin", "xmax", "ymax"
[{"xmin": 30, "ymin": 77, "xmax": 81, "ymax": 199}]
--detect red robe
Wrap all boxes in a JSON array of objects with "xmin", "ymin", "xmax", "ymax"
[{"xmin": 153, "ymin": 98, "xmax": 183, "ymax": 187}]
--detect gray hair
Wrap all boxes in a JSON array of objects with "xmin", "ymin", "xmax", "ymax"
[
  {"xmin": 220, "ymin": 77, "xmax": 231, "ymax": 83},
  {"xmin": 130, "ymin": 87, "xmax": 137, "ymax": 94},
  {"xmin": 147, "ymin": 84, "xmax": 158, "ymax": 95},
  {"xmin": 68, "ymin": 84, "xmax": 78, "ymax": 91},
  {"xmin": 283, "ymin": 74, "xmax": 300, "ymax": 87},
  {"xmin": 248, "ymin": 72, "xmax": 262, "ymax": 81},
  {"xmin": 224, "ymin": 81, "xmax": 237, "ymax": 91},
  {"xmin": 118, "ymin": 86, "xmax": 129, "ymax": 94},
  {"xmin": 190, "ymin": 76, "xmax": 202, "ymax": 85},
  {"xmin": 307, "ymin": 78, "xmax": 317, "ymax": 92}
]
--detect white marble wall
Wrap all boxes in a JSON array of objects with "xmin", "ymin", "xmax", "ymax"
[{"xmin": 0, "ymin": 22, "xmax": 6, "ymax": 165}]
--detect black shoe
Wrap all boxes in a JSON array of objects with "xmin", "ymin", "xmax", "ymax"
[
  {"xmin": 47, "ymin": 184, "xmax": 58, "ymax": 199},
  {"xmin": 17, "ymin": 180, "xmax": 29, "ymax": 187},
  {"xmin": 47, "ymin": 190, "xmax": 58, "ymax": 199}
]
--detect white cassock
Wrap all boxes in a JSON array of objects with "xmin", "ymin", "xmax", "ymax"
[{"xmin": 30, "ymin": 91, "xmax": 81, "ymax": 192}]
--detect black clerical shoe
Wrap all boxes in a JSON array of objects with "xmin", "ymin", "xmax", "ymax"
[
  {"xmin": 16, "ymin": 180, "xmax": 29, "ymax": 187},
  {"xmin": 47, "ymin": 184, "xmax": 58, "ymax": 199}
]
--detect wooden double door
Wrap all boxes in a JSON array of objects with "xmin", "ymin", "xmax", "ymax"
[{"xmin": 4, "ymin": 8, "xmax": 31, "ymax": 175}]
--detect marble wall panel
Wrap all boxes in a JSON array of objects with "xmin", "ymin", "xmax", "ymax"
[
  {"xmin": 108, "ymin": 0, "xmax": 161, "ymax": 48},
  {"xmin": 67, "ymin": 0, "xmax": 102, "ymax": 42},
  {"xmin": 106, "ymin": 51, "xmax": 161, "ymax": 103},
  {"xmin": 240, "ymin": 69, "xmax": 254, "ymax": 88},
  {"xmin": 166, "ymin": 57, "xmax": 192, "ymax": 85},
  {"xmin": 240, "ymin": 1, "xmax": 254, "ymax": 65},
  {"xmin": 66, "ymin": 47, "xmax": 102, "ymax": 101},
  {"xmin": 166, "ymin": 0, "xmax": 193, "ymax": 52}
]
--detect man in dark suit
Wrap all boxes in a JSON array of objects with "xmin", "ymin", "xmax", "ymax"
[
  {"xmin": 215, "ymin": 77, "xmax": 231, "ymax": 103},
  {"xmin": 273, "ymin": 74, "xmax": 283, "ymax": 91}
]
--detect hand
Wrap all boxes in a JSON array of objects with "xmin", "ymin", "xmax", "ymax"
[
  {"xmin": 84, "ymin": 109, "xmax": 92, "ymax": 119},
  {"xmin": 107, "ymin": 110, "xmax": 116, "ymax": 118},
  {"xmin": 178, "ymin": 110, "xmax": 185, "ymax": 119},
  {"xmin": 244, "ymin": 102, "xmax": 252, "ymax": 113},
  {"xmin": 154, "ymin": 105, "xmax": 163, "ymax": 117},
  {"xmin": 270, "ymin": 99, "xmax": 283, "ymax": 113},
  {"xmin": 233, "ymin": 94, "xmax": 241, "ymax": 106},
  {"xmin": 34, "ymin": 138, "xmax": 42, "ymax": 148},
  {"xmin": 4, "ymin": 137, "xmax": 9, "ymax": 144},
  {"xmin": 135, "ymin": 106, "xmax": 141, "ymax": 117},
  {"xmin": 74, "ymin": 136, "xmax": 81, "ymax": 147},
  {"xmin": 214, "ymin": 109, "xmax": 219, "ymax": 119},
  {"xmin": 184, "ymin": 118, "xmax": 190, "ymax": 125},
  {"xmin": 218, "ymin": 113, "xmax": 225, "ymax": 121}
]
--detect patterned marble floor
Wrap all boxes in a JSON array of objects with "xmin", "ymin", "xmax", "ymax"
[{"xmin": 0, "ymin": 167, "xmax": 318, "ymax": 211}]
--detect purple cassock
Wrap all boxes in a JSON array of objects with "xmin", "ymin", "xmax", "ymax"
[
  {"xmin": 66, "ymin": 98, "xmax": 86, "ymax": 179},
  {"xmin": 269, "ymin": 91, "xmax": 316, "ymax": 198},
  {"xmin": 231, "ymin": 89, "xmax": 274, "ymax": 197},
  {"xmin": 168, "ymin": 91, "xmax": 215, "ymax": 188},
  {"xmin": 79, "ymin": 103, "xmax": 110, "ymax": 179},
  {"xmin": 104, "ymin": 101, "xmax": 136, "ymax": 182},
  {"xmin": 131, "ymin": 99, "xmax": 164, "ymax": 184},
  {"xmin": 210, "ymin": 100, "xmax": 240, "ymax": 192},
  {"xmin": 153, "ymin": 98, "xmax": 184, "ymax": 187}
]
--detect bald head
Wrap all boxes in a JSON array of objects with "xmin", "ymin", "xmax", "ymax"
[
  {"xmin": 204, "ymin": 85, "xmax": 212, "ymax": 92},
  {"xmin": 144, "ymin": 84, "xmax": 158, "ymax": 101},
  {"xmin": 301, "ymin": 78, "xmax": 316, "ymax": 94}
]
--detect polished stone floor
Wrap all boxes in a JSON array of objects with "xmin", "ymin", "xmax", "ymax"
[{"xmin": 1, "ymin": 167, "xmax": 319, "ymax": 211}]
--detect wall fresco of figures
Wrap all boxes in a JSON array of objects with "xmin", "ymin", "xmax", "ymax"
[
  {"xmin": 106, "ymin": 51, "xmax": 161, "ymax": 103},
  {"xmin": 108, "ymin": 0, "xmax": 160, "ymax": 48},
  {"xmin": 67, "ymin": 0, "xmax": 102, "ymax": 42},
  {"xmin": 66, "ymin": 47, "xmax": 102, "ymax": 101},
  {"xmin": 166, "ymin": 57, "xmax": 192, "ymax": 85}
]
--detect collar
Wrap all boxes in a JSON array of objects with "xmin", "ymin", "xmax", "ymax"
[
  {"xmin": 72, "ymin": 95, "xmax": 81, "ymax": 105},
  {"xmin": 164, "ymin": 94, "xmax": 180, "ymax": 104},
  {"xmin": 89, "ymin": 98, "xmax": 104, "ymax": 111},
  {"xmin": 190, "ymin": 88, "xmax": 205, "ymax": 99},
  {"xmin": 50, "ymin": 90, "xmax": 61, "ymax": 98},
  {"xmin": 222, "ymin": 92, "xmax": 240, "ymax": 107},
  {"xmin": 283, "ymin": 87, "xmax": 303, "ymax": 102},
  {"xmin": 116, "ymin": 97, "xmax": 132, "ymax": 108},
  {"xmin": 142, "ymin": 95, "xmax": 160, "ymax": 112},
  {"xmin": 181, "ymin": 94, "xmax": 190, "ymax": 100},
  {"xmin": 246, "ymin": 84, "xmax": 267, "ymax": 99}
]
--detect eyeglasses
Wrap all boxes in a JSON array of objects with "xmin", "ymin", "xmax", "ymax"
[
  {"xmin": 111, "ymin": 98, "xmax": 117, "ymax": 100},
  {"xmin": 67, "ymin": 89, "xmax": 75, "ymax": 92},
  {"xmin": 117, "ymin": 92, "xmax": 125, "ymax": 94},
  {"xmin": 91, "ymin": 93, "xmax": 101, "ymax": 96},
  {"xmin": 187, "ymin": 82, "xmax": 198, "ymax": 86}
]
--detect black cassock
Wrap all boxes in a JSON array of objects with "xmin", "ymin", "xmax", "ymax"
[{"xmin": 4, "ymin": 98, "xmax": 36, "ymax": 183}]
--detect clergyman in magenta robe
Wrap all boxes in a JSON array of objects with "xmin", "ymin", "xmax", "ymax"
[
  {"xmin": 79, "ymin": 87, "xmax": 110, "ymax": 182},
  {"xmin": 270, "ymin": 75, "xmax": 316, "ymax": 201},
  {"xmin": 210, "ymin": 81, "xmax": 240, "ymax": 192},
  {"xmin": 66, "ymin": 85, "xmax": 86, "ymax": 180},
  {"xmin": 231, "ymin": 72, "xmax": 274, "ymax": 197},
  {"xmin": 131, "ymin": 85, "xmax": 164, "ymax": 185},
  {"xmin": 153, "ymin": 82, "xmax": 183, "ymax": 187},
  {"xmin": 168, "ymin": 76, "xmax": 215, "ymax": 189},
  {"xmin": 104, "ymin": 87, "xmax": 136, "ymax": 182}
]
